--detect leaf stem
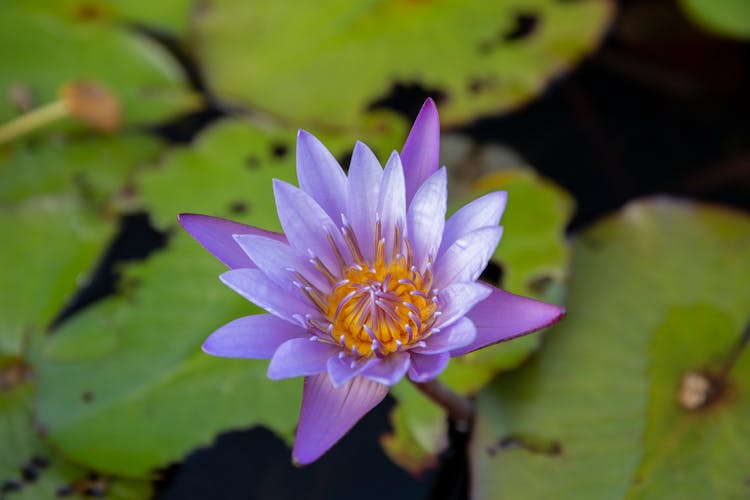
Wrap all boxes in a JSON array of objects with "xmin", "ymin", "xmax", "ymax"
[
  {"xmin": 718, "ymin": 318, "xmax": 750, "ymax": 381},
  {"xmin": 411, "ymin": 378, "xmax": 475, "ymax": 429},
  {"xmin": 0, "ymin": 100, "xmax": 69, "ymax": 145}
]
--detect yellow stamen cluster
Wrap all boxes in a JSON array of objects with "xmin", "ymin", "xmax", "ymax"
[
  {"xmin": 300, "ymin": 221, "xmax": 438, "ymax": 358},
  {"xmin": 326, "ymin": 249, "xmax": 436, "ymax": 357}
]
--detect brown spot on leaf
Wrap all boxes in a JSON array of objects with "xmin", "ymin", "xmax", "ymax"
[
  {"xmin": 245, "ymin": 155, "xmax": 261, "ymax": 170},
  {"xmin": 82, "ymin": 391, "xmax": 94, "ymax": 403}
]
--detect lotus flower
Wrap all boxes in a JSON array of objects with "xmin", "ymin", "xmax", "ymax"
[{"xmin": 179, "ymin": 99, "xmax": 564, "ymax": 464}]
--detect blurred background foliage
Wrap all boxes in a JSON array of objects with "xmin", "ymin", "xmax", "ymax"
[{"xmin": 1, "ymin": 0, "xmax": 748, "ymax": 499}]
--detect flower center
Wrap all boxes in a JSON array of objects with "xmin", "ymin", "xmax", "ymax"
[{"xmin": 326, "ymin": 254, "xmax": 437, "ymax": 357}]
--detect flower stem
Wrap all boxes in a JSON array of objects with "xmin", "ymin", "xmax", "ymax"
[
  {"xmin": 411, "ymin": 378, "xmax": 475, "ymax": 428},
  {"xmin": 0, "ymin": 100, "xmax": 69, "ymax": 145}
]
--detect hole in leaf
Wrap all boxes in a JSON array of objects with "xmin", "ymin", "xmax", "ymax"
[
  {"xmin": 56, "ymin": 485, "xmax": 75, "ymax": 497},
  {"xmin": 369, "ymin": 82, "xmax": 447, "ymax": 121},
  {"xmin": 20, "ymin": 464, "xmax": 39, "ymax": 483},
  {"xmin": 1, "ymin": 480, "xmax": 23, "ymax": 493}
]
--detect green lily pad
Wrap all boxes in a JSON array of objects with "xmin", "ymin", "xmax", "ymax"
[
  {"xmin": 138, "ymin": 117, "xmax": 406, "ymax": 232},
  {"xmin": 679, "ymin": 0, "xmax": 750, "ymax": 40},
  {"xmin": 35, "ymin": 232, "xmax": 302, "ymax": 477},
  {"xmin": 0, "ymin": 2, "xmax": 197, "ymax": 130},
  {"xmin": 442, "ymin": 168, "xmax": 573, "ymax": 393},
  {"xmin": 470, "ymin": 198, "xmax": 750, "ymax": 499},
  {"xmin": 0, "ymin": 199, "xmax": 113, "ymax": 359},
  {"xmin": 0, "ymin": 369, "xmax": 151, "ymax": 499},
  {"xmin": 192, "ymin": 0, "xmax": 614, "ymax": 128}
]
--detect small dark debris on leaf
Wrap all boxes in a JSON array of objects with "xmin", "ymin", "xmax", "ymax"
[
  {"xmin": 82, "ymin": 391, "xmax": 94, "ymax": 403},
  {"xmin": 527, "ymin": 274, "xmax": 554, "ymax": 296},
  {"xmin": 467, "ymin": 77, "xmax": 497, "ymax": 94},
  {"xmin": 271, "ymin": 143, "xmax": 289, "ymax": 159},
  {"xmin": 487, "ymin": 435, "xmax": 562, "ymax": 457},
  {"xmin": 228, "ymin": 200, "xmax": 249, "ymax": 215}
]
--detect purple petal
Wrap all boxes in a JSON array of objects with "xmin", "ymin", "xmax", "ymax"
[
  {"xmin": 293, "ymin": 374, "xmax": 388, "ymax": 464},
  {"xmin": 436, "ymin": 282, "xmax": 492, "ymax": 329},
  {"xmin": 377, "ymin": 152, "xmax": 406, "ymax": 256},
  {"xmin": 267, "ymin": 338, "xmax": 337, "ymax": 379},
  {"xmin": 220, "ymin": 268, "xmax": 315, "ymax": 324},
  {"xmin": 273, "ymin": 179, "xmax": 350, "ymax": 274},
  {"xmin": 415, "ymin": 318, "xmax": 476, "ymax": 355},
  {"xmin": 202, "ymin": 314, "xmax": 308, "ymax": 359},
  {"xmin": 439, "ymin": 191, "xmax": 507, "ymax": 257},
  {"xmin": 178, "ymin": 213, "xmax": 284, "ymax": 269},
  {"xmin": 296, "ymin": 130, "xmax": 348, "ymax": 220},
  {"xmin": 401, "ymin": 98, "xmax": 440, "ymax": 204},
  {"xmin": 346, "ymin": 141, "xmax": 383, "ymax": 261},
  {"xmin": 407, "ymin": 167, "xmax": 447, "ymax": 270},
  {"xmin": 326, "ymin": 355, "xmax": 377, "ymax": 388},
  {"xmin": 408, "ymin": 352, "xmax": 450, "ymax": 383},
  {"xmin": 361, "ymin": 352, "xmax": 411, "ymax": 386},
  {"xmin": 234, "ymin": 234, "xmax": 330, "ymax": 295},
  {"xmin": 433, "ymin": 226, "xmax": 503, "ymax": 288},
  {"xmin": 451, "ymin": 285, "xmax": 565, "ymax": 356}
]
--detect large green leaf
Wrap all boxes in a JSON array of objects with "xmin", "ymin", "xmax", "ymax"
[
  {"xmin": 192, "ymin": 0, "xmax": 614, "ymax": 128},
  {"xmin": 0, "ymin": 132, "xmax": 165, "ymax": 359},
  {"xmin": 36, "ymin": 232, "xmax": 302, "ymax": 477},
  {"xmin": 679, "ymin": 0, "xmax": 750, "ymax": 40},
  {"xmin": 0, "ymin": 199, "xmax": 113, "ymax": 359},
  {"xmin": 0, "ymin": 2, "xmax": 197, "ymax": 129},
  {"xmin": 0, "ymin": 372, "xmax": 151, "ymax": 499},
  {"xmin": 471, "ymin": 198, "xmax": 750, "ymax": 499}
]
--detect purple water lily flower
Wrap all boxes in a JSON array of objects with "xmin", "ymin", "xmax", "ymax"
[{"xmin": 180, "ymin": 99, "xmax": 564, "ymax": 464}]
